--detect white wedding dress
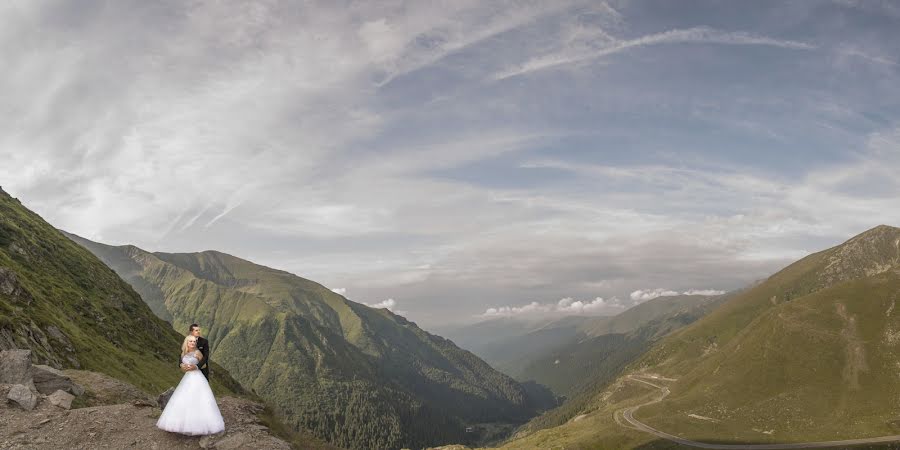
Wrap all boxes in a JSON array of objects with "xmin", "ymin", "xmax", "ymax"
[{"xmin": 156, "ymin": 353, "xmax": 225, "ymax": 435}]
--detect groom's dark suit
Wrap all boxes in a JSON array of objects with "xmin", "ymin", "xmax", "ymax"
[
  {"xmin": 196, "ymin": 336, "xmax": 210, "ymax": 380},
  {"xmin": 179, "ymin": 336, "xmax": 211, "ymax": 380}
]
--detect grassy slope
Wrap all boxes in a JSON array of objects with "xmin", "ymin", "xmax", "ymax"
[
  {"xmin": 638, "ymin": 269, "xmax": 900, "ymax": 442},
  {"xmin": 0, "ymin": 188, "xmax": 243, "ymax": 396},
  {"xmin": 507, "ymin": 225, "xmax": 900, "ymax": 447},
  {"xmin": 68, "ymin": 235, "xmax": 547, "ymax": 450}
]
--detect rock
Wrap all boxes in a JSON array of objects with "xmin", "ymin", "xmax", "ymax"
[
  {"xmin": 7, "ymin": 383, "xmax": 37, "ymax": 410},
  {"xmin": 33, "ymin": 364, "xmax": 84, "ymax": 396},
  {"xmin": 210, "ymin": 432, "xmax": 253, "ymax": 450},
  {"xmin": 48, "ymin": 389, "xmax": 75, "ymax": 409},
  {"xmin": 0, "ymin": 350, "xmax": 35, "ymax": 391},
  {"xmin": 32, "ymin": 418, "xmax": 52, "ymax": 428},
  {"xmin": 0, "ymin": 267, "xmax": 33, "ymax": 305},
  {"xmin": 157, "ymin": 387, "xmax": 175, "ymax": 410}
]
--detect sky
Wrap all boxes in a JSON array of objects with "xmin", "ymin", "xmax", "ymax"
[{"xmin": 1, "ymin": 0, "xmax": 899, "ymax": 328}]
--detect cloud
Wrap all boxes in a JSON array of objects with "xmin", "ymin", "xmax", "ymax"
[
  {"xmin": 480, "ymin": 301, "xmax": 553, "ymax": 318},
  {"xmin": 557, "ymin": 296, "xmax": 611, "ymax": 313},
  {"xmin": 1, "ymin": 1, "xmax": 898, "ymax": 329},
  {"xmin": 630, "ymin": 289, "xmax": 680, "ymax": 302},
  {"xmin": 837, "ymin": 45, "xmax": 898, "ymax": 67},
  {"xmin": 331, "ymin": 287, "xmax": 347, "ymax": 295},
  {"xmin": 479, "ymin": 296, "xmax": 623, "ymax": 318},
  {"xmin": 631, "ymin": 288, "xmax": 727, "ymax": 302},
  {"xmin": 364, "ymin": 298, "xmax": 398, "ymax": 311},
  {"xmin": 492, "ymin": 26, "xmax": 814, "ymax": 80},
  {"xmin": 682, "ymin": 289, "xmax": 727, "ymax": 296}
]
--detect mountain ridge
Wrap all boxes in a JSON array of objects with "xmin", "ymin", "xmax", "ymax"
[{"xmin": 67, "ymin": 232, "xmax": 555, "ymax": 450}]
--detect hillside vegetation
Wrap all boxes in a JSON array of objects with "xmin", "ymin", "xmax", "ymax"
[{"xmin": 0, "ymin": 188, "xmax": 243, "ymax": 396}]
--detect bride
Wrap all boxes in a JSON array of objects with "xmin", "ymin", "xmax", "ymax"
[{"xmin": 156, "ymin": 335, "xmax": 225, "ymax": 435}]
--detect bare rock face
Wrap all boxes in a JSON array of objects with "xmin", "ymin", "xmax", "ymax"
[
  {"xmin": 33, "ymin": 364, "xmax": 84, "ymax": 396},
  {"xmin": 47, "ymin": 389, "xmax": 75, "ymax": 410},
  {"xmin": 0, "ymin": 349, "xmax": 35, "ymax": 391},
  {"xmin": 157, "ymin": 386, "xmax": 175, "ymax": 410},
  {"xmin": 6, "ymin": 383, "xmax": 37, "ymax": 410},
  {"xmin": 0, "ymin": 267, "xmax": 33, "ymax": 305}
]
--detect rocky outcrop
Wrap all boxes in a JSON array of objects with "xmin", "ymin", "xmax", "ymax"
[
  {"xmin": 1, "ymin": 348, "xmax": 88, "ymax": 413},
  {"xmin": 0, "ymin": 349, "xmax": 299, "ymax": 448},
  {"xmin": 0, "ymin": 267, "xmax": 33, "ymax": 305},
  {"xmin": 33, "ymin": 364, "xmax": 84, "ymax": 396},
  {"xmin": 1, "ymin": 388, "xmax": 295, "ymax": 449}
]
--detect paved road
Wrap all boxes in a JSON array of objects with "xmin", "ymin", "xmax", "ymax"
[{"xmin": 619, "ymin": 375, "xmax": 900, "ymax": 449}]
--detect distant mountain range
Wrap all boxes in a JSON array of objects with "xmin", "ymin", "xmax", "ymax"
[
  {"xmin": 504, "ymin": 225, "xmax": 900, "ymax": 448},
  {"xmin": 0, "ymin": 188, "xmax": 244, "ymax": 396},
  {"xmin": 442, "ymin": 294, "xmax": 729, "ymax": 396},
  {"xmin": 67, "ymin": 233, "xmax": 556, "ymax": 450},
  {"xmin": 441, "ymin": 292, "xmax": 731, "ymax": 439}
]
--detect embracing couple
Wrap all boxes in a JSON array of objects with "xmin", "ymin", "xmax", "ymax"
[{"xmin": 156, "ymin": 324, "xmax": 225, "ymax": 435}]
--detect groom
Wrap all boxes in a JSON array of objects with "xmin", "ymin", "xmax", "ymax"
[{"xmin": 180, "ymin": 323, "xmax": 210, "ymax": 380}]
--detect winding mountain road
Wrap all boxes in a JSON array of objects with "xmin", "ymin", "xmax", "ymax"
[{"xmin": 619, "ymin": 375, "xmax": 900, "ymax": 449}]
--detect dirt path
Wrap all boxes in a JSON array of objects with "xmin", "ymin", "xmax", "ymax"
[{"xmin": 618, "ymin": 375, "xmax": 900, "ymax": 449}]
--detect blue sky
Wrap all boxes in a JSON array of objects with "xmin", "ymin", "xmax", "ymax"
[{"xmin": 1, "ymin": 0, "xmax": 899, "ymax": 327}]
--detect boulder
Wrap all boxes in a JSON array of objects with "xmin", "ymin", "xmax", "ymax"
[
  {"xmin": 7, "ymin": 383, "xmax": 37, "ymax": 410},
  {"xmin": 157, "ymin": 386, "xmax": 175, "ymax": 410},
  {"xmin": 0, "ymin": 349, "xmax": 35, "ymax": 391},
  {"xmin": 47, "ymin": 389, "xmax": 75, "ymax": 409},
  {"xmin": 33, "ymin": 364, "xmax": 84, "ymax": 396}
]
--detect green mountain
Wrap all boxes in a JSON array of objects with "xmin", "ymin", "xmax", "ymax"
[
  {"xmin": 504, "ymin": 225, "xmax": 900, "ymax": 448},
  {"xmin": 67, "ymin": 234, "xmax": 553, "ymax": 450},
  {"xmin": 0, "ymin": 188, "xmax": 243, "ymax": 396}
]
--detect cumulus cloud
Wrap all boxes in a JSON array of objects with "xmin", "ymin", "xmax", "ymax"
[
  {"xmin": 331, "ymin": 287, "xmax": 347, "ymax": 295},
  {"xmin": 557, "ymin": 297, "xmax": 610, "ymax": 313},
  {"xmin": 630, "ymin": 288, "xmax": 726, "ymax": 302},
  {"xmin": 682, "ymin": 289, "xmax": 727, "ymax": 296},
  {"xmin": 480, "ymin": 301, "xmax": 553, "ymax": 318},
  {"xmin": 479, "ymin": 296, "xmax": 624, "ymax": 318},
  {"xmin": 364, "ymin": 298, "xmax": 398, "ymax": 311},
  {"xmin": 630, "ymin": 289, "xmax": 680, "ymax": 302}
]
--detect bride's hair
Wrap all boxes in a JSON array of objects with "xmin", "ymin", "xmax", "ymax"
[{"xmin": 181, "ymin": 335, "xmax": 197, "ymax": 356}]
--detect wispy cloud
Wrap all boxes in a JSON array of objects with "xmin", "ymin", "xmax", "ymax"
[
  {"xmin": 492, "ymin": 26, "xmax": 814, "ymax": 80},
  {"xmin": 1, "ymin": 1, "xmax": 897, "ymax": 328}
]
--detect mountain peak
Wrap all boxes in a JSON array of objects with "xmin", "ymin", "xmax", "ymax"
[
  {"xmin": 849, "ymin": 224, "xmax": 900, "ymax": 240},
  {"xmin": 823, "ymin": 224, "xmax": 900, "ymax": 284}
]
